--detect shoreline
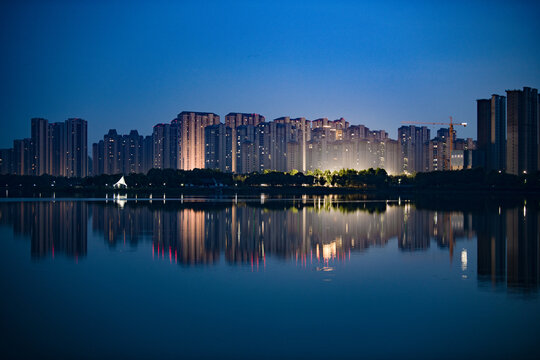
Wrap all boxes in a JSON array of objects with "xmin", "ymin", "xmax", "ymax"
[{"xmin": 1, "ymin": 185, "xmax": 539, "ymax": 199}]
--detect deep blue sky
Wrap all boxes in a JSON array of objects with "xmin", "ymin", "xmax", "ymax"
[{"xmin": 1, "ymin": 0, "xmax": 539, "ymax": 148}]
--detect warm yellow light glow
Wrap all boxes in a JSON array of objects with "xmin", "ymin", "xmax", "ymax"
[{"xmin": 322, "ymin": 242, "xmax": 337, "ymax": 260}]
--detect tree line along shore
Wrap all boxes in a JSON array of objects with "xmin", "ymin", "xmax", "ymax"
[{"xmin": 1, "ymin": 168, "xmax": 539, "ymax": 194}]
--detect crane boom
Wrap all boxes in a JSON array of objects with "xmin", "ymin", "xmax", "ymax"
[
  {"xmin": 401, "ymin": 121, "xmax": 467, "ymax": 126},
  {"xmin": 401, "ymin": 117, "xmax": 467, "ymax": 170}
]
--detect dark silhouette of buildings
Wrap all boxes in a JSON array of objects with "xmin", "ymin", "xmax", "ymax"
[
  {"xmin": 92, "ymin": 129, "xmax": 153, "ymax": 175},
  {"xmin": 31, "ymin": 118, "xmax": 50, "ymax": 175},
  {"xmin": 64, "ymin": 118, "xmax": 88, "ymax": 177},
  {"xmin": 506, "ymin": 87, "xmax": 539, "ymax": 175},
  {"xmin": 2, "ymin": 117, "xmax": 87, "ymax": 177},
  {"xmin": 476, "ymin": 95, "xmax": 506, "ymax": 171},
  {"xmin": 0, "ymin": 147, "xmax": 15, "ymax": 174}
]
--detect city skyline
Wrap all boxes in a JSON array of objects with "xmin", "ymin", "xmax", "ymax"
[
  {"xmin": 1, "ymin": 85, "xmax": 538, "ymax": 177},
  {"xmin": 1, "ymin": 1, "xmax": 539, "ymax": 148},
  {"xmin": 0, "ymin": 88, "xmax": 537, "ymax": 149}
]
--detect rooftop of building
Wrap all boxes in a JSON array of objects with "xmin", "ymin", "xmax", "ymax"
[
  {"xmin": 178, "ymin": 111, "xmax": 220, "ymax": 116},
  {"xmin": 225, "ymin": 112, "xmax": 263, "ymax": 117}
]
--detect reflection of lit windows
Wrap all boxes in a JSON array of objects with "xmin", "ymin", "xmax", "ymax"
[{"xmin": 322, "ymin": 242, "xmax": 337, "ymax": 260}]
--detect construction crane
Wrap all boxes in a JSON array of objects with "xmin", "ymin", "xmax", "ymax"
[{"xmin": 401, "ymin": 117, "xmax": 467, "ymax": 170}]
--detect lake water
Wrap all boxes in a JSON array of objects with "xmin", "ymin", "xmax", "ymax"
[{"xmin": 0, "ymin": 195, "xmax": 539, "ymax": 359}]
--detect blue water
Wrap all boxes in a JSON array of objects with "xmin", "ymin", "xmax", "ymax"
[{"xmin": 0, "ymin": 197, "xmax": 538, "ymax": 359}]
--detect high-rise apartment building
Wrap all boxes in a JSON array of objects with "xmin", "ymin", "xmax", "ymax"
[
  {"xmin": 6, "ymin": 118, "xmax": 86, "ymax": 177},
  {"xmin": 31, "ymin": 118, "xmax": 49, "ymax": 175},
  {"xmin": 384, "ymin": 139, "xmax": 401, "ymax": 175},
  {"xmin": 286, "ymin": 141, "xmax": 302, "ymax": 171},
  {"xmin": 204, "ymin": 124, "xmax": 232, "ymax": 172},
  {"xmin": 254, "ymin": 121, "xmax": 299, "ymax": 172},
  {"xmin": 256, "ymin": 122, "xmax": 274, "ymax": 172},
  {"xmin": 152, "ymin": 123, "xmax": 170, "ymax": 170},
  {"xmin": 0, "ymin": 148, "xmax": 14, "ymax": 174},
  {"xmin": 103, "ymin": 129, "xmax": 122, "ymax": 174},
  {"xmin": 124, "ymin": 130, "xmax": 143, "ymax": 174},
  {"xmin": 346, "ymin": 125, "xmax": 368, "ymax": 141},
  {"xmin": 506, "ymin": 87, "xmax": 539, "ymax": 175},
  {"xmin": 275, "ymin": 122, "xmax": 296, "ymax": 172},
  {"xmin": 234, "ymin": 125, "xmax": 256, "ymax": 174},
  {"xmin": 398, "ymin": 125, "xmax": 430, "ymax": 174},
  {"xmin": 477, "ymin": 94, "xmax": 506, "ymax": 171},
  {"xmin": 225, "ymin": 112, "xmax": 265, "ymax": 128},
  {"xmin": 306, "ymin": 139, "xmax": 325, "ymax": 171},
  {"xmin": 311, "ymin": 117, "xmax": 349, "ymax": 142},
  {"xmin": 427, "ymin": 128, "xmax": 452, "ymax": 171},
  {"xmin": 13, "ymin": 138, "xmax": 33, "ymax": 175},
  {"xmin": 65, "ymin": 118, "xmax": 88, "ymax": 178},
  {"xmin": 225, "ymin": 113, "xmax": 265, "ymax": 172},
  {"xmin": 426, "ymin": 137, "xmax": 441, "ymax": 172},
  {"xmin": 92, "ymin": 141, "xmax": 104, "ymax": 176},
  {"xmin": 275, "ymin": 116, "xmax": 310, "ymax": 171},
  {"xmin": 368, "ymin": 129, "xmax": 388, "ymax": 141},
  {"xmin": 169, "ymin": 119, "xmax": 181, "ymax": 170},
  {"xmin": 93, "ymin": 129, "xmax": 151, "ymax": 175},
  {"xmin": 240, "ymin": 140, "xmax": 258, "ymax": 174},
  {"xmin": 179, "ymin": 112, "xmax": 220, "ymax": 170},
  {"xmin": 152, "ymin": 121, "xmax": 181, "ymax": 170},
  {"xmin": 142, "ymin": 136, "xmax": 154, "ymax": 174},
  {"xmin": 49, "ymin": 122, "xmax": 66, "ymax": 176}
]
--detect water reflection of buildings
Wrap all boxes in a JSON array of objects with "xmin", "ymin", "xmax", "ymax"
[
  {"xmin": 0, "ymin": 198, "xmax": 538, "ymax": 292},
  {"xmin": 91, "ymin": 204, "xmax": 223, "ymax": 265},
  {"xmin": 475, "ymin": 207, "xmax": 506, "ymax": 287},
  {"xmin": 506, "ymin": 204, "xmax": 540, "ymax": 291},
  {"xmin": 0, "ymin": 201, "xmax": 87, "ymax": 259},
  {"xmin": 88, "ymin": 202, "xmax": 404, "ymax": 266},
  {"xmin": 474, "ymin": 202, "xmax": 540, "ymax": 293},
  {"xmin": 225, "ymin": 203, "xmax": 409, "ymax": 265},
  {"xmin": 91, "ymin": 199, "xmax": 540, "ymax": 293},
  {"xmin": 88, "ymin": 200, "xmax": 475, "ymax": 266},
  {"xmin": 399, "ymin": 205, "xmax": 473, "ymax": 256}
]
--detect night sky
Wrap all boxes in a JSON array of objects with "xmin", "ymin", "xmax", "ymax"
[{"xmin": 1, "ymin": 0, "xmax": 539, "ymax": 148}]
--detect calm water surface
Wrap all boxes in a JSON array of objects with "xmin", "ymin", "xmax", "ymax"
[{"xmin": 0, "ymin": 196, "xmax": 539, "ymax": 359}]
